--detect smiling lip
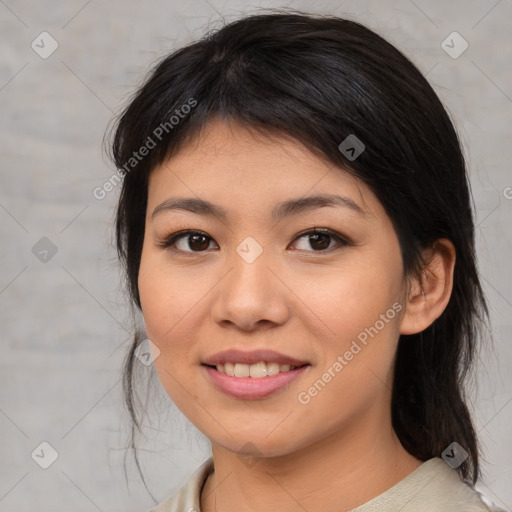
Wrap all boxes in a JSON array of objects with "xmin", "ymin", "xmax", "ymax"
[
  {"xmin": 203, "ymin": 364, "xmax": 310, "ymax": 399},
  {"xmin": 202, "ymin": 348, "xmax": 308, "ymax": 366},
  {"xmin": 202, "ymin": 348, "xmax": 310, "ymax": 399}
]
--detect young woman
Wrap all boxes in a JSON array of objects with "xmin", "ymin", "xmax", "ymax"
[{"xmin": 108, "ymin": 11, "xmax": 506, "ymax": 512}]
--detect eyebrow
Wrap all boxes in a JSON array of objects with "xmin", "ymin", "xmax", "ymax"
[{"xmin": 151, "ymin": 194, "xmax": 367, "ymax": 222}]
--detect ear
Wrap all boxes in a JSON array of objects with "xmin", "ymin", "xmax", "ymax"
[{"xmin": 400, "ymin": 238, "xmax": 456, "ymax": 335}]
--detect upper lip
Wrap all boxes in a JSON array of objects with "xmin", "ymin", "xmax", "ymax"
[{"xmin": 202, "ymin": 349, "xmax": 309, "ymax": 367}]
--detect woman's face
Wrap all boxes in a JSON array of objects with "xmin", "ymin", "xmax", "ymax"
[{"xmin": 138, "ymin": 118, "xmax": 408, "ymax": 458}]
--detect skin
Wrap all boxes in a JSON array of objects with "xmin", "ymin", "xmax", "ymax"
[{"xmin": 138, "ymin": 118, "xmax": 455, "ymax": 512}]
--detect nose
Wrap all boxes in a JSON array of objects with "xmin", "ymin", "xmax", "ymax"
[{"xmin": 209, "ymin": 246, "xmax": 290, "ymax": 332}]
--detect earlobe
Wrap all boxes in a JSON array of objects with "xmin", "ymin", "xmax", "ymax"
[{"xmin": 399, "ymin": 239, "xmax": 456, "ymax": 335}]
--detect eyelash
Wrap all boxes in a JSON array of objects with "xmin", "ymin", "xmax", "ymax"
[{"xmin": 156, "ymin": 225, "xmax": 351, "ymax": 255}]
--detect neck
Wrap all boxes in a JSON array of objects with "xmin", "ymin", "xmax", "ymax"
[{"xmin": 201, "ymin": 415, "xmax": 422, "ymax": 512}]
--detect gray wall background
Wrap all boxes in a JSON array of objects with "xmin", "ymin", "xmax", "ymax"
[{"xmin": 1, "ymin": 1, "xmax": 511, "ymax": 511}]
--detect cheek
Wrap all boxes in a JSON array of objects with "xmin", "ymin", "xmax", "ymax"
[
  {"xmin": 294, "ymin": 290, "xmax": 401, "ymax": 441},
  {"xmin": 138, "ymin": 249, "xmax": 203, "ymax": 334},
  {"xmin": 294, "ymin": 253, "xmax": 403, "ymax": 400},
  {"xmin": 137, "ymin": 249, "xmax": 220, "ymax": 384},
  {"xmin": 137, "ymin": 253, "xmax": 206, "ymax": 409},
  {"xmin": 137, "ymin": 251, "xmax": 194, "ymax": 358},
  {"xmin": 298, "ymin": 253, "xmax": 403, "ymax": 338}
]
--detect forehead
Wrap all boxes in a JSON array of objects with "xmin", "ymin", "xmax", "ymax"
[{"xmin": 146, "ymin": 118, "xmax": 380, "ymax": 219}]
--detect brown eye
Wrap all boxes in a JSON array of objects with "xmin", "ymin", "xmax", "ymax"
[
  {"xmin": 158, "ymin": 227, "xmax": 349, "ymax": 254},
  {"xmin": 308, "ymin": 233, "xmax": 331, "ymax": 250},
  {"xmin": 292, "ymin": 229, "xmax": 348, "ymax": 252},
  {"xmin": 158, "ymin": 230, "xmax": 217, "ymax": 252},
  {"xmin": 185, "ymin": 234, "xmax": 211, "ymax": 251}
]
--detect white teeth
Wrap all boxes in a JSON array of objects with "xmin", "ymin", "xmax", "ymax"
[
  {"xmin": 249, "ymin": 362, "xmax": 267, "ymax": 378},
  {"xmin": 224, "ymin": 362, "xmax": 234, "ymax": 376},
  {"xmin": 234, "ymin": 363, "xmax": 250, "ymax": 377},
  {"xmin": 214, "ymin": 361, "xmax": 300, "ymax": 378},
  {"xmin": 267, "ymin": 362, "xmax": 280, "ymax": 376}
]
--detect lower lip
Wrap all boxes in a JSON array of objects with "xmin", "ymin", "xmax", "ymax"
[{"xmin": 203, "ymin": 364, "xmax": 310, "ymax": 399}]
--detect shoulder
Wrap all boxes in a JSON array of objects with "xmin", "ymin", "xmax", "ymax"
[
  {"xmin": 349, "ymin": 457, "xmax": 505, "ymax": 512},
  {"xmin": 148, "ymin": 456, "xmax": 507, "ymax": 512},
  {"xmin": 150, "ymin": 457, "xmax": 214, "ymax": 512}
]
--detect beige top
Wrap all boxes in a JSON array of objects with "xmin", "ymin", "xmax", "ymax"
[{"xmin": 151, "ymin": 456, "xmax": 507, "ymax": 512}]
